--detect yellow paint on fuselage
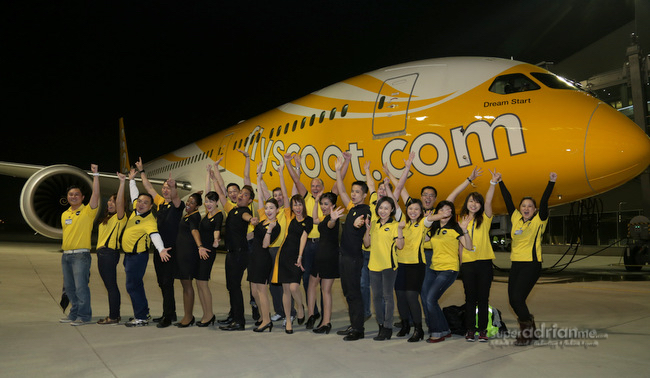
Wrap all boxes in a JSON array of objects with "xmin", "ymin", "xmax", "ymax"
[{"xmin": 145, "ymin": 58, "xmax": 650, "ymax": 214}]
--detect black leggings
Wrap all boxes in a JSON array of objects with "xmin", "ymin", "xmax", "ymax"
[
  {"xmin": 461, "ymin": 259, "xmax": 493, "ymax": 331},
  {"xmin": 508, "ymin": 261, "xmax": 541, "ymax": 322}
]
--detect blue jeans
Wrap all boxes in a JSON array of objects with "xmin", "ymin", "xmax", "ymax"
[
  {"xmin": 97, "ymin": 248, "xmax": 121, "ymax": 319},
  {"xmin": 361, "ymin": 250, "xmax": 371, "ymax": 317},
  {"xmin": 61, "ymin": 251, "xmax": 92, "ymax": 321},
  {"xmin": 422, "ymin": 269, "xmax": 458, "ymax": 338},
  {"xmin": 124, "ymin": 252, "xmax": 150, "ymax": 320}
]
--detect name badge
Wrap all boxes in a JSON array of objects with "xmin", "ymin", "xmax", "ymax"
[
  {"xmin": 65, "ymin": 219, "xmax": 72, "ymax": 225},
  {"xmin": 514, "ymin": 229, "xmax": 523, "ymax": 235}
]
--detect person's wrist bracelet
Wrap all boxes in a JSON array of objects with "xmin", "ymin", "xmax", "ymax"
[
  {"xmin": 92, "ymin": 173, "xmax": 99, "ymax": 177},
  {"xmin": 490, "ymin": 181, "xmax": 497, "ymax": 185}
]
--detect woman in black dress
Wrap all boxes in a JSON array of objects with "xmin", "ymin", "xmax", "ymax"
[
  {"xmin": 306, "ymin": 191, "xmax": 344, "ymax": 334},
  {"xmin": 272, "ymin": 194, "xmax": 312, "ymax": 333},
  {"xmin": 248, "ymin": 198, "xmax": 281, "ymax": 332},
  {"xmin": 175, "ymin": 193, "xmax": 211, "ymax": 327},
  {"xmin": 195, "ymin": 190, "xmax": 223, "ymax": 327}
]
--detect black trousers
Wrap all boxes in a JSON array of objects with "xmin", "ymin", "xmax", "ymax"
[
  {"xmin": 225, "ymin": 249, "xmax": 249, "ymax": 325},
  {"xmin": 340, "ymin": 252, "xmax": 364, "ymax": 332},
  {"xmin": 97, "ymin": 248, "xmax": 121, "ymax": 319},
  {"xmin": 461, "ymin": 259, "xmax": 493, "ymax": 331},
  {"xmin": 153, "ymin": 246, "xmax": 176, "ymax": 318},
  {"xmin": 508, "ymin": 261, "xmax": 541, "ymax": 322}
]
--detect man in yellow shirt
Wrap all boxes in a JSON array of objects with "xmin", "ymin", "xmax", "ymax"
[{"xmin": 59, "ymin": 164, "xmax": 100, "ymax": 326}]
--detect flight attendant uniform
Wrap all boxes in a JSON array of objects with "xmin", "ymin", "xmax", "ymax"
[{"xmin": 367, "ymin": 218, "xmax": 399, "ymax": 331}]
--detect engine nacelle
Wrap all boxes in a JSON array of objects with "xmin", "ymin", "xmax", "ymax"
[{"xmin": 19, "ymin": 165, "xmax": 93, "ymax": 239}]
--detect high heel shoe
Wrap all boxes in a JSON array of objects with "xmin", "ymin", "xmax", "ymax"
[
  {"xmin": 297, "ymin": 305, "xmax": 305, "ymax": 325},
  {"xmin": 285, "ymin": 328, "xmax": 294, "ymax": 334},
  {"xmin": 176, "ymin": 316, "xmax": 195, "ymax": 328},
  {"xmin": 196, "ymin": 315, "xmax": 215, "ymax": 328},
  {"xmin": 305, "ymin": 315, "xmax": 316, "ymax": 329},
  {"xmin": 313, "ymin": 323, "xmax": 331, "ymax": 334},
  {"xmin": 253, "ymin": 322, "xmax": 273, "ymax": 332}
]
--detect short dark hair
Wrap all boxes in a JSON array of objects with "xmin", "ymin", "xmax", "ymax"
[
  {"xmin": 241, "ymin": 185, "xmax": 255, "ymax": 201},
  {"xmin": 290, "ymin": 194, "xmax": 306, "ymax": 215},
  {"xmin": 375, "ymin": 196, "xmax": 396, "ymax": 218},
  {"xmin": 227, "ymin": 183, "xmax": 240, "ymax": 191},
  {"xmin": 352, "ymin": 180, "xmax": 369, "ymax": 194},
  {"xmin": 265, "ymin": 198, "xmax": 279, "ymax": 209},
  {"xmin": 421, "ymin": 185, "xmax": 438, "ymax": 197},
  {"xmin": 189, "ymin": 193, "xmax": 203, "ymax": 207},
  {"xmin": 320, "ymin": 192, "xmax": 338, "ymax": 205},
  {"xmin": 205, "ymin": 191, "xmax": 219, "ymax": 203}
]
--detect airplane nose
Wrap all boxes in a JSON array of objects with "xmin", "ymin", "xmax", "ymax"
[{"xmin": 584, "ymin": 103, "xmax": 650, "ymax": 193}]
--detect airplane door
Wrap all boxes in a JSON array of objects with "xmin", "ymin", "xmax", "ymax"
[
  {"xmin": 372, "ymin": 73, "xmax": 418, "ymax": 139},
  {"xmin": 216, "ymin": 132, "xmax": 234, "ymax": 166}
]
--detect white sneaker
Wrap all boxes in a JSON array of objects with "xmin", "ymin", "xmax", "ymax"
[
  {"xmin": 59, "ymin": 317, "xmax": 75, "ymax": 323},
  {"xmin": 70, "ymin": 319, "xmax": 92, "ymax": 326},
  {"xmin": 271, "ymin": 313, "xmax": 284, "ymax": 322},
  {"xmin": 125, "ymin": 319, "xmax": 149, "ymax": 327}
]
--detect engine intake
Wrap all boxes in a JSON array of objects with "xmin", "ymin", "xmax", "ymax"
[{"xmin": 19, "ymin": 165, "xmax": 93, "ymax": 239}]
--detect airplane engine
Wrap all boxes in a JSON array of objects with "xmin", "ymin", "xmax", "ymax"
[{"xmin": 19, "ymin": 165, "xmax": 93, "ymax": 239}]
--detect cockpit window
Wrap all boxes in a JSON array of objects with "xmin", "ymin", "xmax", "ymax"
[
  {"xmin": 530, "ymin": 72, "xmax": 577, "ymax": 90},
  {"xmin": 489, "ymin": 73, "xmax": 540, "ymax": 95}
]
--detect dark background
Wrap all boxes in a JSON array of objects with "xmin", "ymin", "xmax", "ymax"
[{"xmin": 0, "ymin": 0, "xmax": 637, "ymax": 224}]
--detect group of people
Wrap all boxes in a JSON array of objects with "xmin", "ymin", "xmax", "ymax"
[{"xmin": 59, "ymin": 151, "xmax": 556, "ymax": 346}]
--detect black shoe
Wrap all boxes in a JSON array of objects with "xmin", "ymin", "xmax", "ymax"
[
  {"xmin": 253, "ymin": 322, "xmax": 273, "ymax": 333},
  {"xmin": 175, "ymin": 316, "xmax": 195, "ymax": 328},
  {"xmin": 396, "ymin": 321, "xmax": 411, "ymax": 337},
  {"xmin": 217, "ymin": 316, "xmax": 233, "ymax": 325},
  {"xmin": 336, "ymin": 325, "xmax": 353, "ymax": 336},
  {"xmin": 343, "ymin": 330, "xmax": 364, "ymax": 341},
  {"xmin": 196, "ymin": 315, "xmax": 216, "ymax": 327},
  {"xmin": 154, "ymin": 314, "xmax": 177, "ymax": 323},
  {"xmin": 373, "ymin": 326, "xmax": 392, "ymax": 341},
  {"xmin": 408, "ymin": 324, "xmax": 424, "ymax": 342},
  {"xmin": 285, "ymin": 328, "xmax": 294, "ymax": 334},
  {"xmin": 313, "ymin": 323, "xmax": 331, "ymax": 334},
  {"xmin": 305, "ymin": 315, "xmax": 317, "ymax": 329},
  {"xmin": 219, "ymin": 322, "xmax": 245, "ymax": 331},
  {"xmin": 156, "ymin": 316, "xmax": 173, "ymax": 328}
]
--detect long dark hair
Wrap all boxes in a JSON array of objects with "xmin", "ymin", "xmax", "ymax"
[
  {"xmin": 406, "ymin": 198, "xmax": 424, "ymax": 223},
  {"xmin": 428, "ymin": 200, "xmax": 457, "ymax": 237},
  {"xmin": 100, "ymin": 193, "xmax": 117, "ymax": 225},
  {"xmin": 460, "ymin": 192, "xmax": 485, "ymax": 229}
]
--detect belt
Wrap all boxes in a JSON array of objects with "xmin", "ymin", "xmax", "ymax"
[
  {"xmin": 308, "ymin": 238, "xmax": 320, "ymax": 243},
  {"xmin": 63, "ymin": 249, "xmax": 90, "ymax": 254}
]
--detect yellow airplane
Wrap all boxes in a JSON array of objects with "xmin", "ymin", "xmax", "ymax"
[{"xmin": 2, "ymin": 56, "xmax": 650, "ymax": 239}]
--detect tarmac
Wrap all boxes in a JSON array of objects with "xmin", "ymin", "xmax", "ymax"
[{"xmin": 0, "ymin": 241, "xmax": 649, "ymax": 377}]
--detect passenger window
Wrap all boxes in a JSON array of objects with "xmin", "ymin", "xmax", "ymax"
[
  {"xmin": 269, "ymin": 128, "xmax": 274, "ymax": 139},
  {"xmin": 300, "ymin": 117, "xmax": 306, "ymax": 129},
  {"xmin": 276, "ymin": 127, "xmax": 282, "ymax": 137},
  {"xmin": 256, "ymin": 133, "xmax": 261, "ymax": 143},
  {"xmin": 310, "ymin": 115, "xmax": 316, "ymax": 126},
  {"xmin": 319, "ymin": 111, "xmax": 326, "ymax": 123},
  {"xmin": 341, "ymin": 104, "xmax": 349, "ymax": 117},
  {"xmin": 284, "ymin": 123, "xmax": 289, "ymax": 134},
  {"xmin": 292, "ymin": 120, "xmax": 297, "ymax": 132},
  {"xmin": 329, "ymin": 108, "xmax": 337, "ymax": 120},
  {"xmin": 489, "ymin": 73, "xmax": 540, "ymax": 94}
]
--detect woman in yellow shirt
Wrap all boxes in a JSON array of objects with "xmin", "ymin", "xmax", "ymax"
[
  {"xmin": 498, "ymin": 171, "xmax": 557, "ymax": 345},
  {"xmin": 422, "ymin": 200, "xmax": 472, "ymax": 343},
  {"xmin": 446, "ymin": 167, "xmax": 499, "ymax": 342},
  {"xmin": 96, "ymin": 172, "xmax": 128, "ymax": 324}
]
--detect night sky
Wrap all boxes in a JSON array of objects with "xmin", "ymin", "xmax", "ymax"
[{"xmin": 1, "ymin": 0, "xmax": 637, "ymax": 224}]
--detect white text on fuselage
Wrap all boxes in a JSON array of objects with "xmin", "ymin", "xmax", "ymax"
[{"xmin": 243, "ymin": 113, "xmax": 526, "ymax": 180}]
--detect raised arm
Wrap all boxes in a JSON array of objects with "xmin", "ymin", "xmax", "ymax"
[
  {"xmin": 498, "ymin": 174, "xmax": 516, "ymax": 216},
  {"xmin": 256, "ymin": 162, "xmax": 271, "ymax": 202},
  {"xmin": 116, "ymin": 172, "xmax": 126, "ymax": 220},
  {"xmin": 335, "ymin": 156, "xmax": 351, "ymax": 208},
  {"xmin": 211, "ymin": 159, "xmax": 229, "ymax": 207},
  {"xmin": 312, "ymin": 191, "xmax": 324, "ymax": 224},
  {"xmin": 167, "ymin": 176, "xmax": 182, "ymax": 208},
  {"xmin": 538, "ymin": 172, "xmax": 557, "ymax": 221},
  {"xmin": 333, "ymin": 151, "xmax": 352, "ymax": 195},
  {"xmin": 391, "ymin": 152, "xmax": 414, "ymax": 202},
  {"xmin": 284, "ymin": 153, "xmax": 308, "ymax": 197},
  {"xmin": 484, "ymin": 169, "xmax": 501, "ymax": 218},
  {"xmin": 128, "ymin": 168, "xmax": 139, "ymax": 204},
  {"xmin": 237, "ymin": 148, "xmax": 252, "ymax": 186},
  {"xmin": 363, "ymin": 160, "xmax": 376, "ymax": 195},
  {"xmin": 446, "ymin": 166, "xmax": 482, "ymax": 203},
  {"xmin": 383, "ymin": 160, "xmax": 410, "ymax": 205},
  {"xmin": 89, "ymin": 164, "xmax": 100, "ymax": 210},
  {"xmin": 276, "ymin": 160, "xmax": 291, "ymax": 209},
  {"xmin": 135, "ymin": 157, "xmax": 159, "ymax": 198}
]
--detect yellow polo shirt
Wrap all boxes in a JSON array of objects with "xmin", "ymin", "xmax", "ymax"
[
  {"xmin": 97, "ymin": 214, "xmax": 128, "ymax": 250},
  {"xmin": 257, "ymin": 206, "xmax": 289, "ymax": 248},
  {"xmin": 368, "ymin": 218, "xmax": 399, "ymax": 272},
  {"xmin": 430, "ymin": 223, "xmax": 463, "ymax": 272},
  {"xmin": 61, "ymin": 204, "xmax": 98, "ymax": 251},
  {"xmin": 397, "ymin": 218, "xmax": 427, "ymax": 264},
  {"xmin": 121, "ymin": 210, "xmax": 158, "ymax": 254},
  {"xmin": 510, "ymin": 210, "xmax": 548, "ymax": 262},
  {"xmin": 462, "ymin": 213, "xmax": 495, "ymax": 263},
  {"xmin": 304, "ymin": 193, "xmax": 323, "ymax": 239}
]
